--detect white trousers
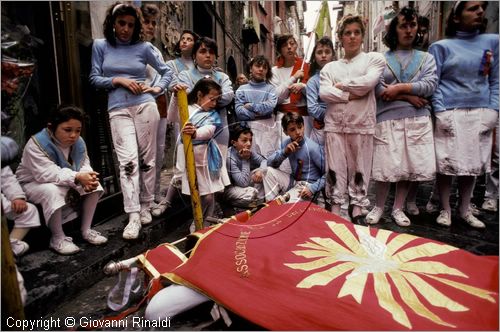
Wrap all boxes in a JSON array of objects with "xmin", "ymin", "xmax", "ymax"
[
  {"xmin": 109, "ymin": 102, "xmax": 159, "ymax": 213},
  {"xmin": 263, "ymin": 167, "xmax": 315, "ymax": 203},
  {"xmin": 1, "ymin": 195, "xmax": 40, "ymax": 228},
  {"xmin": 145, "ymin": 284, "xmax": 210, "ymax": 320},
  {"xmin": 224, "ymin": 182, "xmax": 264, "ymax": 208},
  {"xmin": 325, "ymin": 132, "xmax": 373, "ymax": 207},
  {"xmin": 155, "ymin": 117, "xmax": 168, "ymax": 200}
]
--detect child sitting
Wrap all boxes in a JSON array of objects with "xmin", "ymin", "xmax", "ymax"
[
  {"xmin": 15, "ymin": 105, "xmax": 108, "ymax": 255},
  {"xmin": 1, "ymin": 136, "xmax": 41, "ymax": 257},
  {"xmin": 264, "ymin": 113, "xmax": 325, "ymax": 203},
  {"xmin": 224, "ymin": 123, "xmax": 266, "ymax": 208}
]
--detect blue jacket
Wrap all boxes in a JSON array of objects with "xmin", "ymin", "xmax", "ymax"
[{"xmin": 267, "ymin": 137, "xmax": 325, "ymax": 194}]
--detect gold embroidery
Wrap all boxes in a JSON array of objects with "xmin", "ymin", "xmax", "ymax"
[{"xmin": 284, "ymin": 221, "xmax": 497, "ymax": 328}]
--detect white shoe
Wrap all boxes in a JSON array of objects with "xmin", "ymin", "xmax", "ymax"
[
  {"xmin": 426, "ymin": 199, "xmax": 440, "ymax": 214},
  {"xmin": 391, "ymin": 209, "xmax": 411, "ymax": 227},
  {"xmin": 10, "ymin": 239, "xmax": 29, "ymax": 257},
  {"xmin": 140, "ymin": 207, "xmax": 152, "ymax": 225},
  {"xmin": 82, "ymin": 229, "xmax": 108, "ymax": 245},
  {"xmin": 151, "ymin": 200, "xmax": 170, "ymax": 217},
  {"xmin": 405, "ymin": 201, "xmax": 420, "ymax": 216},
  {"xmin": 482, "ymin": 198, "xmax": 498, "ymax": 212},
  {"xmin": 50, "ymin": 237, "xmax": 80, "ymax": 255},
  {"xmin": 436, "ymin": 210, "xmax": 451, "ymax": 227},
  {"xmin": 189, "ymin": 221, "xmax": 196, "ymax": 233},
  {"xmin": 469, "ymin": 203, "xmax": 481, "ymax": 216},
  {"xmin": 366, "ymin": 206, "xmax": 383, "ymax": 225},
  {"xmin": 460, "ymin": 211, "xmax": 486, "ymax": 229},
  {"xmin": 123, "ymin": 213, "xmax": 141, "ymax": 239}
]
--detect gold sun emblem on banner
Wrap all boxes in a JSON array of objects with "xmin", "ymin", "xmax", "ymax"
[{"xmin": 284, "ymin": 221, "xmax": 497, "ymax": 329}]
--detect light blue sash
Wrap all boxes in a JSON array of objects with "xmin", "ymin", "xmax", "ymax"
[
  {"xmin": 33, "ymin": 128, "xmax": 86, "ymax": 171},
  {"xmin": 186, "ymin": 68, "xmax": 224, "ymax": 87},
  {"xmin": 188, "ymin": 109, "xmax": 223, "ymax": 179},
  {"xmin": 173, "ymin": 58, "xmax": 188, "ymax": 74},
  {"xmin": 385, "ymin": 50, "xmax": 427, "ymax": 83}
]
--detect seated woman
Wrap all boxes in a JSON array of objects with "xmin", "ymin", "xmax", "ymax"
[{"xmin": 16, "ymin": 105, "xmax": 107, "ymax": 255}]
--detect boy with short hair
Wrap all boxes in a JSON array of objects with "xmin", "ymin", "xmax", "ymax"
[
  {"xmin": 224, "ymin": 123, "xmax": 266, "ymax": 208},
  {"xmin": 264, "ymin": 113, "xmax": 325, "ymax": 203}
]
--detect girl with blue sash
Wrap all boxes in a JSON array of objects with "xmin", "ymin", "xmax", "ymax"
[
  {"xmin": 16, "ymin": 105, "xmax": 108, "ymax": 255},
  {"xmin": 175, "ymin": 78, "xmax": 230, "ymax": 231},
  {"xmin": 366, "ymin": 6, "xmax": 438, "ymax": 227}
]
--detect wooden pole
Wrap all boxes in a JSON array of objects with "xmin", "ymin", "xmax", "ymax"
[
  {"xmin": 177, "ymin": 90, "xmax": 204, "ymax": 231},
  {"xmin": 1, "ymin": 215, "xmax": 25, "ymax": 325}
]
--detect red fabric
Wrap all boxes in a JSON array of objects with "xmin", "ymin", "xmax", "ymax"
[
  {"xmin": 275, "ymin": 56, "xmax": 310, "ymax": 104},
  {"xmin": 140, "ymin": 243, "xmax": 185, "ymax": 277},
  {"xmin": 166, "ymin": 202, "xmax": 498, "ymax": 330}
]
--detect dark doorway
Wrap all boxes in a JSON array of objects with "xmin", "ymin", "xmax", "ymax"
[{"xmin": 193, "ymin": 2, "xmax": 213, "ymax": 38}]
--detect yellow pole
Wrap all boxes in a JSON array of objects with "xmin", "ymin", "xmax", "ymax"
[
  {"xmin": 177, "ymin": 90, "xmax": 204, "ymax": 230},
  {"xmin": 1, "ymin": 215, "xmax": 25, "ymax": 323}
]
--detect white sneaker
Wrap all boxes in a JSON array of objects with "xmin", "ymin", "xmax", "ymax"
[
  {"xmin": 482, "ymin": 198, "xmax": 498, "ymax": 212},
  {"xmin": 140, "ymin": 207, "xmax": 152, "ymax": 225},
  {"xmin": 436, "ymin": 210, "xmax": 451, "ymax": 227},
  {"xmin": 50, "ymin": 237, "xmax": 80, "ymax": 255},
  {"xmin": 405, "ymin": 201, "xmax": 420, "ymax": 216},
  {"xmin": 151, "ymin": 200, "xmax": 170, "ymax": 217},
  {"xmin": 123, "ymin": 213, "xmax": 141, "ymax": 240},
  {"xmin": 426, "ymin": 200, "xmax": 440, "ymax": 214},
  {"xmin": 460, "ymin": 211, "xmax": 486, "ymax": 229},
  {"xmin": 366, "ymin": 206, "xmax": 383, "ymax": 225},
  {"xmin": 391, "ymin": 209, "xmax": 411, "ymax": 227},
  {"xmin": 82, "ymin": 229, "xmax": 108, "ymax": 245},
  {"xmin": 469, "ymin": 203, "xmax": 481, "ymax": 216},
  {"xmin": 10, "ymin": 239, "xmax": 29, "ymax": 257}
]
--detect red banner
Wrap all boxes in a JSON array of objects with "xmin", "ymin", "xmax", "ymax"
[{"xmin": 161, "ymin": 202, "xmax": 498, "ymax": 330}]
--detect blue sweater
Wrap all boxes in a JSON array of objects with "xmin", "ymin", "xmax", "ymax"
[
  {"xmin": 376, "ymin": 50, "xmax": 438, "ymax": 123},
  {"xmin": 306, "ymin": 72, "xmax": 327, "ymax": 121},
  {"xmin": 227, "ymin": 146, "xmax": 266, "ymax": 187},
  {"xmin": 234, "ymin": 81, "xmax": 277, "ymax": 121},
  {"xmin": 89, "ymin": 39, "xmax": 172, "ymax": 111},
  {"xmin": 428, "ymin": 31, "xmax": 498, "ymax": 112},
  {"xmin": 267, "ymin": 137, "xmax": 325, "ymax": 194}
]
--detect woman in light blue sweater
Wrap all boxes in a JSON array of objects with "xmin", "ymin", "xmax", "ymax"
[
  {"xmin": 428, "ymin": 1, "xmax": 498, "ymax": 228},
  {"xmin": 89, "ymin": 3, "xmax": 172, "ymax": 240},
  {"xmin": 306, "ymin": 36, "xmax": 335, "ymax": 146},
  {"xmin": 235, "ymin": 55, "xmax": 278, "ymax": 158},
  {"xmin": 366, "ymin": 6, "xmax": 438, "ymax": 227}
]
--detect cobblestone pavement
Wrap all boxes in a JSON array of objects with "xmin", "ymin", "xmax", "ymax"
[{"xmin": 38, "ymin": 169, "xmax": 498, "ymax": 330}]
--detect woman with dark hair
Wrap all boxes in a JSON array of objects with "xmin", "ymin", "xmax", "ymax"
[
  {"xmin": 271, "ymin": 34, "xmax": 310, "ymax": 157},
  {"xmin": 175, "ymin": 36, "xmax": 234, "ymax": 148},
  {"xmin": 16, "ymin": 105, "xmax": 107, "ymax": 255},
  {"xmin": 154, "ymin": 37, "xmax": 233, "ymax": 216},
  {"xmin": 234, "ymin": 55, "xmax": 278, "ymax": 158},
  {"xmin": 306, "ymin": 36, "xmax": 335, "ymax": 146},
  {"xmin": 140, "ymin": 3, "xmax": 169, "ymax": 210},
  {"xmin": 365, "ymin": 6, "xmax": 438, "ymax": 226},
  {"xmin": 89, "ymin": 2, "xmax": 172, "ymax": 240},
  {"xmin": 428, "ymin": 1, "xmax": 498, "ymax": 228},
  {"xmin": 151, "ymin": 29, "xmax": 199, "ymax": 217}
]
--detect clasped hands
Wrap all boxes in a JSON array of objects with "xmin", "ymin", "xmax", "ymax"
[{"xmin": 76, "ymin": 171, "xmax": 100, "ymax": 192}]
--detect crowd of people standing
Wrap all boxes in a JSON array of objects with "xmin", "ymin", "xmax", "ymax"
[{"xmin": 3, "ymin": 1, "xmax": 497, "ymax": 257}]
